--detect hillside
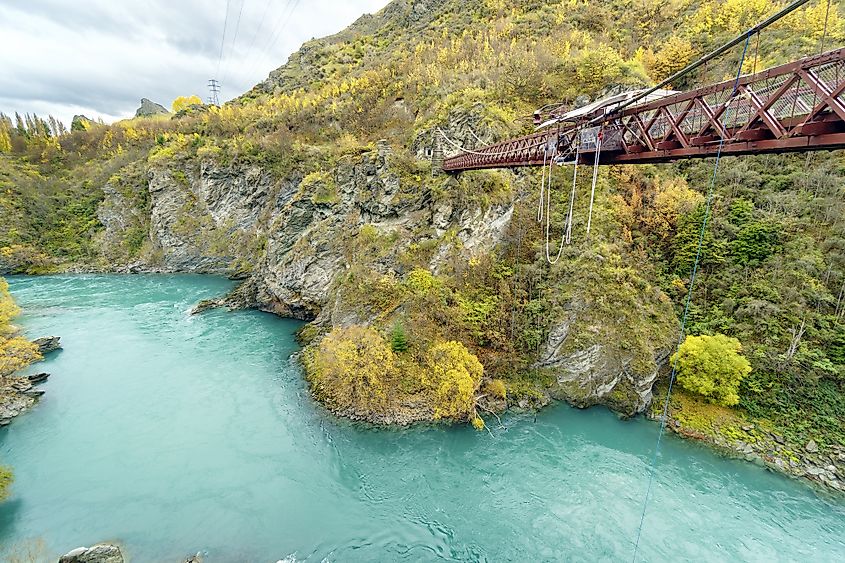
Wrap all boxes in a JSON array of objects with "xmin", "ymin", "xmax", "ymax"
[{"xmin": 1, "ymin": 0, "xmax": 845, "ymax": 490}]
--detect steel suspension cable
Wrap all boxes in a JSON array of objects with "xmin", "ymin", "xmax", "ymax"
[
  {"xmin": 590, "ymin": 0, "xmax": 811, "ymax": 128},
  {"xmin": 631, "ymin": 36, "xmax": 752, "ymax": 562}
]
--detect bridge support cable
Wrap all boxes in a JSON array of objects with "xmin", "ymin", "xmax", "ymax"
[
  {"xmin": 591, "ymin": 0, "xmax": 812, "ymax": 127},
  {"xmin": 631, "ymin": 36, "xmax": 752, "ymax": 563},
  {"xmin": 586, "ymin": 125, "xmax": 604, "ymax": 239}
]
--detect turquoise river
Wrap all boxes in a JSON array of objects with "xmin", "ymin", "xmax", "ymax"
[{"xmin": 0, "ymin": 275, "xmax": 843, "ymax": 561}]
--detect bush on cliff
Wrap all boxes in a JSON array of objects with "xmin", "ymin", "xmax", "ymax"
[
  {"xmin": 672, "ymin": 334, "xmax": 752, "ymax": 407},
  {"xmin": 307, "ymin": 325, "xmax": 393, "ymax": 416},
  {"xmin": 0, "ymin": 277, "xmax": 42, "ymax": 378},
  {"xmin": 424, "ymin": 341, "xmax": 484, "ymax": 421}
]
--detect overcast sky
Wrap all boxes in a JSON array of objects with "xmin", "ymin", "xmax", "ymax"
[{"xmin": 0, "ymin": 0, "xmax": 390, "ymax": 127}]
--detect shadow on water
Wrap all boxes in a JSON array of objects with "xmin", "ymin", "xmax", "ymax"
[{"xmin": 0, "ymin": 495, "xmax": 22, "ymax": 540}]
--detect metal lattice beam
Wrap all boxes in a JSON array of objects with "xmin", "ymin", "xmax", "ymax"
[{"xmin": 442, "ymin": 48, "xmax": 845, "ymax": 172}]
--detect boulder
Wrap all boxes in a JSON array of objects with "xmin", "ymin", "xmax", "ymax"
[
  {"xmin": 58, "ymin": 544, "xmax": 123, "ymax": 563},
  {"xmin": 806, "ymin": 439, "xmax": 819, "ymax": 453},
  {"xmin": 34, "ymin": 336, "xmax": 62, "ymax": 355},
  {"xmin": 135, "ymin": 98, "xmax": 169, "ymax": 117}
]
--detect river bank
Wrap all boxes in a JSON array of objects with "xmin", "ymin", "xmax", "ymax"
[
  {"xmin": 650, "ymin": 384, "xmax": 845, "ymax": 495},
  {"xmin": 1, "ymin": 275, "xmax": 842, "ymax": 561},
  {"xmin": 4, "ymin": 272, "xmax": 844, "ymax": 497}
]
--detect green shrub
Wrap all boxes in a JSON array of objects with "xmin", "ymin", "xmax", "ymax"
[{"xmin": 672, "ymin": 334, "xmax": 752, "ymax": 406}]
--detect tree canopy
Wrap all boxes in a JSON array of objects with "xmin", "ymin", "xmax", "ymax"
[{"xmin": 172, "ymin": 95, "xmax": 203, "ymax": 113}]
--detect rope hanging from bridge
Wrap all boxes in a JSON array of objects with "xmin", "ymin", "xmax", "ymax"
[
  {"xmin": 537, "ymin": 141, "xmax": 548, "ymax": 222},
  {"xmin": 564, "ymin": 142, "xmax": 581, "ymax": 246},
  {"xmin": 586, "ymin": 125, "xmax": 604, "ymax": 239},
  {"xmin": 631, "ymin": 35, "xmax": 752, "ymax": 563},
  {"xmin": 544, "ymin": 146, "xmax": 568, "ymax": 265}
]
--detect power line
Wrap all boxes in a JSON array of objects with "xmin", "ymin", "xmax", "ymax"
[
  {"xmin": 221, "ymin": 0, "xmax": 248, "ymax": 85},
  {"xmin": 242, "ymin": 0, "xmax": 297, "ymax": 80},
  {"xmin": 215, "ymin": 0, "xmax": 234, "ymax": 79},
  {"xmin": 238, "ymin": 0, "xmax": 277, "ymax": 77},
  {"xmin": 264, "ymin": 0, "xmax": 301, "ymax": 54}
]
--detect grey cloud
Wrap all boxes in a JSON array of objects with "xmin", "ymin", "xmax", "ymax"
[{"xmin": 0, "ymin": 0, "xmax": 390, "ymax": 126}]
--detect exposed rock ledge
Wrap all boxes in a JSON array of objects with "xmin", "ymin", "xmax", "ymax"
[
  {"xmin": 59, "ymin": 544, "xmax": 123, "ymax": 563},
  {"xmin": 34, "ymin": 335, "xmax": 62, "ymax": 355},
  {"xmin": 0, "ymin": 336, "xmax": 58, "ymax": 426},
  {"xmin": 656, "ymin": 410, "xmax": 845, "ymax": 495}
]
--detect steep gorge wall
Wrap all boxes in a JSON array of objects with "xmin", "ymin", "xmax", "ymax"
[{"xmin": 93, "ymin": 136, "xmax": 677, "ymax": 418}]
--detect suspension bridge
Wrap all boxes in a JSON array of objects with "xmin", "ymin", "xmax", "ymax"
[{"xmin": 442, "ymin": 47, "xmax": 845, "ymax": 172}]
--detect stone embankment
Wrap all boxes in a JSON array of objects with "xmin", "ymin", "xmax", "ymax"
[{"xmin": 662, "ymin": 414, "xmax": 845, "ymax": 495}]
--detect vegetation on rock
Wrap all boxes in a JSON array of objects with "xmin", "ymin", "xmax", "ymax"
[{"xmin": 0, "ymin": 277, "xmax": 41, "ymax": 377}]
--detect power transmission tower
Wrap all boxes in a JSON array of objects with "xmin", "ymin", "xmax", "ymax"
[{"xmin": 207, "ymin": 79, "xmax": 221, "ymax": 106}]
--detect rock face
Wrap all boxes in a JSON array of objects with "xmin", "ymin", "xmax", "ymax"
[
  {"xmin": 125, "ymin": 140, "xmax": 513, "ymax": 319},
  {"xmin": 34, "ymin": 336, "xmax": 62, "ymax": 355},
  {"xmin": 0, "ymin": 389, "xmax": 36, "ymax": 426},
  {"xmin": 59, "ymin": 544, "xmax": 124, "ymax": 563},
  {"xmin": 535, "ymin": 276, "xmax": 678, "ymax": 416},
  {"xmin": 135, "ymin": 98, "xmax": 169, "ymax": 117},
  {"xmin": 144, "ymin": 162, "xmax": 281, "ymax": 274}
]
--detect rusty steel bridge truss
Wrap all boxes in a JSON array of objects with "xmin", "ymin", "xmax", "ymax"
[{"xmin": 442, "ymin": 47, "xmax": 845, "ymax": 172}]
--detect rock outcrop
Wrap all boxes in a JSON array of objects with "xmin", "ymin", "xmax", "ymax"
[
  {"xmin": 534, "ymin": 262, "xmax": 678, "ymax": 416},
  {"xmin": 59, "ymin": 544, "xmax": 124, "ymax": 563},
  {"xmin": 71, "ymin": 115, "xmax": 96, "ymax": 131},
  {"xmin": 34, "ymin": 336, "xmax": 62, "ymax": 355},
  {"xmin": 135, "ymin": 98, "xmax": 169, "ymax": 118}
]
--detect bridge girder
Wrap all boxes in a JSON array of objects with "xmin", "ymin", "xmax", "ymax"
[{"xmin": 442, "ymin": 48, "xmax": 845, "ymax": 172}]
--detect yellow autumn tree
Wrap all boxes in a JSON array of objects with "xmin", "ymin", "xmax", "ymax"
[
  {"xmin": 423, "ymin": 341, "xmax": 484, "ymax": 421},
  {"xmin": 308, "ymin": 325, "xmax": 394, "ymax": 414},
  {"xmin": 171, "ymin": 95, "xmax": 203, "ymax": 113},
  {"xmin": 0, "ymin": 464, "xmax": 11, "ymax": 501},
  {"xmin": 641, "ymin": 37, "xmax": 694, "ymax": 82},
  {"xmin": 0, "ymin": 126, "xmax": 11, "ymax": 153},
  {"xmin": 672, "ymin": 334, "xmax": 752, "ymax": 406},
  {"xmin": 0, "ymin": 277, "xmax": 42, "ymax": 378}
]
